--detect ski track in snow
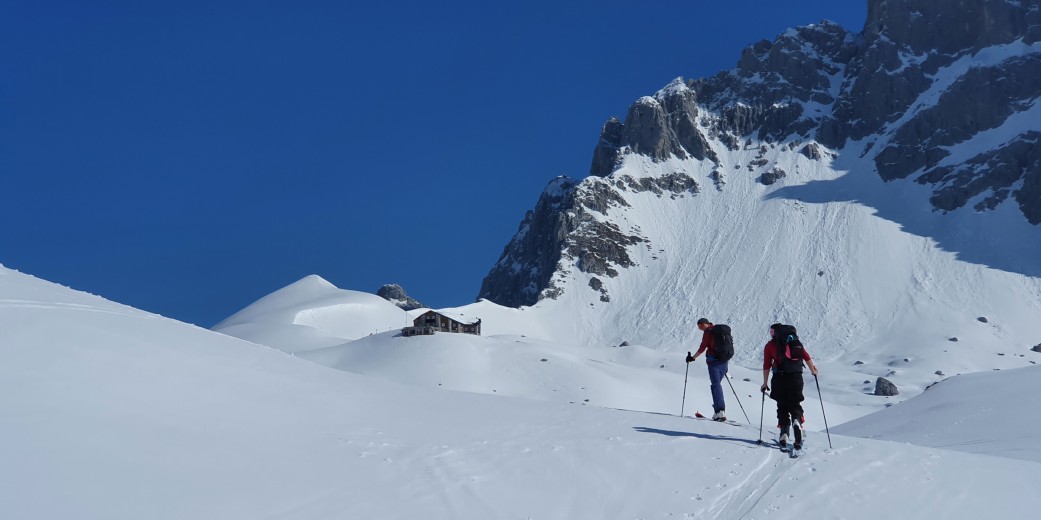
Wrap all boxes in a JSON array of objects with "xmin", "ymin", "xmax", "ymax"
[{"xmin": 706, "ymin": 450, "xmax": 788, "ymax": 520}]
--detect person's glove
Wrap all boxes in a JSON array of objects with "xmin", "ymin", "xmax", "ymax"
[
  {"xmin": 760, "ymin": 383, "xmax": 769, "ymax": 393},
  {"xmin": 685, "ymin": 353, "xmax": 694, "ymax": 363}
]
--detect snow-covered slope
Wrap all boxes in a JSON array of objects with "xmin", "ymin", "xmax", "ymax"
[
  {"xmin": 833, "ymin": 363, "xmax": 1041, "ymax": 463},
  {"xmin": 299, "ymin": 332, "xmax": 684, "ymax": 412},
  {"xmin": 210, "ymin": 3, "xmax": 1041, "ymax": 430},
  {"xmin": 215, "ymin": 159, "xmax": 1041, "ymax": 429},
  {"xmin": 395, "ymin": 148, "xmax": 1039, "ymax": 425},
  {"xmin": 469, "ymin": 1, "xmax": 1041, "ymax": 409},
  {"xmin": 214, "ymin": 275, "xmax": 894, "ymax": 426},
  {"xmin": 296, "ymin": 330, "xmax": 804, "ymax": 420},
  {"xmin": 489, "ymin": 150, "xmax": 1041, "ymax": 396},
  {"xmin": 488, "ymin": 149, "xmax": 1041, "ymax": 354},
  {"xmin": 213, "ymin": 274, "xmax": 407, "ymax": 353},
  {"xmin": 4, "ymin": 264, "xmax": 1041, "ymax": 519}
]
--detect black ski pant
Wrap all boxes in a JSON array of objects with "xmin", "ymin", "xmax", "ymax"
[{"xmin": 769, "ymin": 372, "xmax": 805, "ymax": 433}]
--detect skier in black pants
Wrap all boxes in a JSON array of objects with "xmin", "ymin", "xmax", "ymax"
[{"xmin": 760, "ymin": 323, "xmax": 818, "ymax": 450}]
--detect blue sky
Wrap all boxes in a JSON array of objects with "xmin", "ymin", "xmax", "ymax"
[{"xmin": 1, "ymin": 1, "xmax": 866, "ymax": 327}]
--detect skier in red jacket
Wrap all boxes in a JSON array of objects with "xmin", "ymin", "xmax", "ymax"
[
  {"xmin": 686, "ymin": 318, "xmax": 728, "ymax": 421},
  {"xmin": 760, "ymin": 323, "xmax": 818, "ymax": 450}
]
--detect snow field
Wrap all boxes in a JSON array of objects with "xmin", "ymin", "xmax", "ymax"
[{"xmin": 4, "ymin": 261, "xmax": 1041, "ymax": 519}]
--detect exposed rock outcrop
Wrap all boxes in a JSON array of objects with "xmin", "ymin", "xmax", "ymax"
[
  {"xmin": 586, "ymin": 0, "xmax": 1041, "ymax": 221},
  {"xmin": 377, "ymin": 284, "xmax": 425, "ymax": 311},
  {"xmin": 759, "ymin": 167, "xmax": 787, "ymax": 186},
  {"xmin": 478, "ymin": 177, "xmax": 654, "ymax": 307},
  {"xmin": 874, "ymin": 377, "xmax": 899, "ymax": 396}
]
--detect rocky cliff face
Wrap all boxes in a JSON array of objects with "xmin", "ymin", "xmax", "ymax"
[
  {"xmin": 377, "ymin": 284, "xmax": 425, "ymax": 311},
  {"xmin": 478, "ymin": 174, "xmax": 700, "ymax": 307},
  {"xmin": 479, "ymin": 0, "xmax": 1041, "ymax": 307}
]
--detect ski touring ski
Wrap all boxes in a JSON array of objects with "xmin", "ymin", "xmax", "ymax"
[
  {"xmin": 692, "ymin": 411, "xmax": 742, "ymax": 426},
  {"xmin": 778, "ymin": 443, "xmax": 804, "ymax": 458},
  {"xmin": 765, "ymin": 438, "xmax": 803, "ymax": 458}
]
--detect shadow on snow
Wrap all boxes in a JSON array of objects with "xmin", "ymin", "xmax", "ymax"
[
  {"xmin": 764, "ymin": 153, "xmax": 1041, "ymax": 279},
  {"xmin": 633, "ymin": 426, "xmax": 763, "ymax": 448}
]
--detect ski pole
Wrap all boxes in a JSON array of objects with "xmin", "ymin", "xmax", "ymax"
[
  {"xmin": 756, "ymin": 388, "xmax": 766, "ymax": 446},
  {"xmin": 724, "ymin": 374, "xmax": 751, "ymax": 424},
  {"xmin": 814, "ymin": 373, "xmax": 833, "ymax": 449},
  {"xmin": 681, "ymin": 352, "xmax": 691, "ymax": 417}
]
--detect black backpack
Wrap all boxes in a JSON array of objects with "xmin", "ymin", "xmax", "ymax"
[
  {"xmin": 710, "ymin": 324, "xmax": 734, "ymax": 362},
  {"xmin": 774, "ymin": 324, "xmax": 804, "ymax": 373}
]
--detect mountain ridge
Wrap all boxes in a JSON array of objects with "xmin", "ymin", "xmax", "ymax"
[{"xmin": 480, "ymin": 0, "xmax": 1041, "ymax": 311}]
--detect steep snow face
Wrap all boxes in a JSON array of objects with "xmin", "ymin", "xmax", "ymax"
[
  {"xmin": 475, "ymin": 3, "xmax": 1041, "ymax": 406},
  {"xmin": 482, "ymin": 0, "xmax": 1041, "ymax": 308},
  {"xmin": 480, "ymin": 148, "xmax": 1041, "ymax": 349},
  {"xmin": 464, "ymin": 145, "xmax": 1041, "ymax": 416},
  {"xmin": 213, "ymin": 274, "xmax": 406, "ymax": 352}
]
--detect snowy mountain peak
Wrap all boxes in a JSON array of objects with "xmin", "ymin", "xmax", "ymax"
[
  {"xmin": 655, "ymin": 77, "xmax": 690, "ymax": 98},
  {"xmin": 479, "ymin": 0, "xmax": 1041, "ymax": 371}
]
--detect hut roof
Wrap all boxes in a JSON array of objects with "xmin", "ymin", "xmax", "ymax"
[{"xmin": 423, "ymin": 310, "xmax": 480, "ymax": 326}]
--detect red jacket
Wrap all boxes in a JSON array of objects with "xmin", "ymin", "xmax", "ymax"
[
  {"xmin": 762, "ymin": 340, "xmax": 812, "ymax": 371},
  {"xmin": 694, "ymin": 327, "xmax": 716, "ymax": 360}
]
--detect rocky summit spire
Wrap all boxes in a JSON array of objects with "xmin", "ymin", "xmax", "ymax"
[{"xmin": 377, "ymin": 284, "xmax": 425, "ymax": 311}]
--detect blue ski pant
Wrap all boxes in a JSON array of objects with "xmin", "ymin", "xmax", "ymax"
[{"xmin": 707, "ymin": 360, "xmax": 729, "ymax": 413}]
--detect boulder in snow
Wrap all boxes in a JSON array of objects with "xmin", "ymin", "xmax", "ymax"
[
  {"xmin": 874, "ymin": 377, "xmax": 899, "ymax": 396},
  {"xmin": 758, "ymin": 167, "xmax": 787, "ymax": 185},
  {"xmin": 799, "ymin": 143, "xmax": 824, "ymax": 160}
]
